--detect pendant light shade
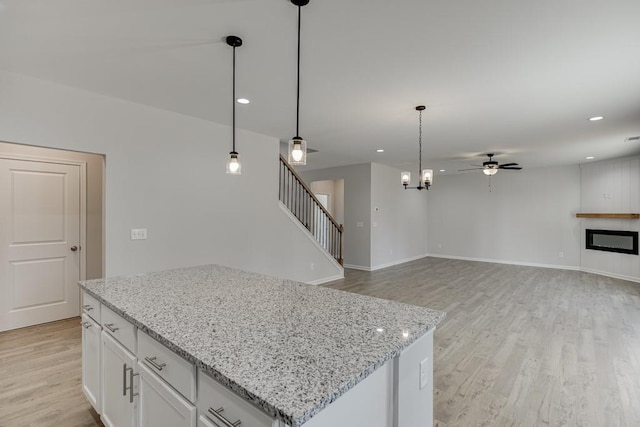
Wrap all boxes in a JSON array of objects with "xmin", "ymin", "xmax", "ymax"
[
  {"xmin": 401, "ymin": 105, "xmax": 433, "ymax": 191},
  {"xmin": 226, "ymin": 35, "xmax": 242, "ymax": 175},
  {"xmin": 288, "ymin": 0, "xmax": 309, "ymax": 165}
]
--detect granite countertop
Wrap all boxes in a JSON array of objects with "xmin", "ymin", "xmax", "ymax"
[{"xmin": 79, "ymin": 264, "xmax": 445, "ymax": 427}]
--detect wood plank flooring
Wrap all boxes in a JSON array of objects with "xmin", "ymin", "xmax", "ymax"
[
  {"xmin": 0, "ymin": 317, "xmax": 102, "ymax": 427},
  {"xmin": 1, "ymin": 258, "xmax": 639, "ymax": 426},
  {"xmin": 324, "ymin": 257, "xmax": 640, "ymax": 426}
]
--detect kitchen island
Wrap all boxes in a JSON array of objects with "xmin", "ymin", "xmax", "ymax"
[{"xmin": 79, "ymin": 264, "xmax": 445, "ymax": 427}]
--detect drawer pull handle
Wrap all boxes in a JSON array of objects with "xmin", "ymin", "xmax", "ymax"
[
  {"xmin": 208, "ymin": 407, "xmax": 242, "ymax": 427},
  {"xmin": 81, "ymin": 321, "xmax": 92, "ymax": 329},
  {"xmin": 104, "ymin": 323, "xmax": 119, "ymax": 333},
  {"xmin": 144, "ymin": 356, "xmax": 166, "ymax": 371},
  {"xmin": 83, "ymin": 304, "xmax": 94, "ymax": 311}
]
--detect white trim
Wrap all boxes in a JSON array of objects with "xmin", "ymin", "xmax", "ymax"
[
  {"xmin": 426, "ymin": 253, "xmax": 580, "ymax": 271},
  {"xmin": 277, "ymin": 201, "xmax": 344, "ymax": 278},
  {"xmin": 306, "ymin": 274, "xmax": 345, "ymax": 285},
  {"xmin": 579, "ymin": 267, "xmax": 640, "ymax": 284},
  {"xmin": 344, "ymin": 264, "xmax": 372, "ymax": 271},
  {"xmin": 370, "ymin": 254, "xmax": 429, "ymax": 271}
]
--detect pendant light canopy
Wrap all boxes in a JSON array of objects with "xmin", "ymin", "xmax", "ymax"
[
  {"xmin": 401, "ymin": 105, "xmax": 433, "ymax": 190},
  {"xmin": 288, "ymin": 0, "xmax": 309, "ymax": 165},
  {"xmin": 226, "ymin": 35, "xmax": 242, "ymax": 175}
]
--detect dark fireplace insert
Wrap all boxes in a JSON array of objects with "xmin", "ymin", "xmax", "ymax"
[{"xmin": 586, "ymin": 229, "xmax": 638, "ymax": 255}]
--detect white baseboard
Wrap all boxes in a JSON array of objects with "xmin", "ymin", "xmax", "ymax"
[
  {"xmin": 306, "ymin": 273, "xmax": 345, "ymax": 285},
  {"xmin": 426, "ymin": 253, "xmax": 580, "ymax": 271},
  {"xmin": 579, "ymin": 267, "xmax": 640, "ymax": 284},
  {"xmin": 427, "ymin": 253, "xmax": 640, "ymax": 283},
  {"xmin": 344, "ymin": 254, "xmax": 430, "ymax": 272}
]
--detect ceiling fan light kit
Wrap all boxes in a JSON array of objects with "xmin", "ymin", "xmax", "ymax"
[
  {"xmin": 402, "ymin": 105, "xmax": 433, "ymax": 191},
  {"xmin": 287, "ymin": 0, "xmax": 309, "ymax": 166},
  {"xmin": 459, "ymin": 153, "xmax": 522, "ymax": 176}
]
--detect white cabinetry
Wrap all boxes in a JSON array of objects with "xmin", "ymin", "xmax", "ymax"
[
  {"xmin": 82, "ymin": 313, "xmax": 102, "ymax": 412},
  {"xmin": 102, "ymin": 326, "xmax": 138, "ymax": 427},
  {"xmin": 138, "ymin": 362, "xmax": 196, "ymax": 427},
  {"xmin": 197, "ymin": 370, "xmax": 278, "ymax": 427}
]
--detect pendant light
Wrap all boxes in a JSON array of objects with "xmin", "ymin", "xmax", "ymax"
[
  {"xmin": 226, "ymin": 35, "xmax": 242, "ymax": 175},
  {"xmin": 288, "ymin": 0, "xmax": 309, "ymax": 165},
  {"xmin": 401, "ymin": 105, "xmax": 433, "ymax": 190}
]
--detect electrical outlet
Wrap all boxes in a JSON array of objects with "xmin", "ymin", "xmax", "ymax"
[
  {"xmin": 131, "ymin": 228, "xmax": 147, "ymax": 240},
  {"xmin": 356, "ymin": 221, "xmax": 364, "ymax": 228},
  {"xmin": 559, "ymin": 251, "xmax": 564, "ymax": 258},
  {"xmin": 419, "ymin": 357, "xmax": 430, "ymax": 390}
]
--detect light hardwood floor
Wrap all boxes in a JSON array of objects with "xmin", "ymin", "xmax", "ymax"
[
  {"xmin": 1, "ymin": 258, "xmax": 639, "ymax": 426},
  {"xmin": 325, "ymin": 257, "xmax": 640, "ymax": 426},
  {"xmin": 0, "ymin": 317, "xmax": 102, "ymax": 427}
]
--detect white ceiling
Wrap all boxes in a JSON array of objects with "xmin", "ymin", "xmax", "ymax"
[{"xmin": 1, "ymin": 0, "xmax": 640, "ymax": 174}]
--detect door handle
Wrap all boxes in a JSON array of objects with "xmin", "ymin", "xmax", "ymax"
[{"xmin": 70, "ymin": 246, "xmax": 78, "ymax": 252}]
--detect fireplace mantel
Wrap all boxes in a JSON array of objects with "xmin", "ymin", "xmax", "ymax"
[{"xmin": 576, "ymin": 213, "xmax": 640, "ymax": 219}]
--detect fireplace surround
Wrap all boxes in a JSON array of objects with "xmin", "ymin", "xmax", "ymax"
[{"xmin": 586, "ymin": 229, "xmax": 639, "ymax": 255}]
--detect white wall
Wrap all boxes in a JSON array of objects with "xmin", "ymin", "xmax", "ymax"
[
  {"xmin": 427, "ymin": 166, "xmax": 582, "ymax": 268},
  {"xmin": 302, "ymin": 163, "xmax": 429, "ymax": 270},
  {"xmin": 370, "ymin": 163, "xmax": 428, "ymax": 269},
  {"xmin": 0, "ymin": 71, "xmax": 342, "ymax": 283},
  {"xmin": 301, "ymin": 164, "xmax": 372, "ymax": 268},
  {"xmin": 579, "ymin": 157, "xmax": 640, "ymax": 281}
]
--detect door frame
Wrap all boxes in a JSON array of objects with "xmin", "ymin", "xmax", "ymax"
[{"xmin": 0, "ymin": 152, "xmax": 88, "ymax": 283}]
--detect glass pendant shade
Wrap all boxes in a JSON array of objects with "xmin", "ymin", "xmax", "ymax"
[
  {"xmin": 421, "ymin": 169, "xmax": 433, "ymax": 186},
  {"xmin": 226, "ymin": 152, "xmax": 241, "ymax": 175},
  {"xmin": 483, "ymin": 167, "xmax": 498, "ymax": 176},
  {"xmin": 288, "ymin": 137, "xmax": 307, "ymax": 165},
  {"xmin": 401, "ymin": 171, "xmax": 411, "ymax": 186}
]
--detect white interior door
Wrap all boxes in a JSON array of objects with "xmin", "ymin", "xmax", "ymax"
[{"xmin": 0, "ymin": 158, "xmax": 81, "ymax": 332}]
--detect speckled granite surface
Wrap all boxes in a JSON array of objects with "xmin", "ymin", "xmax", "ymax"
[{"xmin": 79, "ymin": 264, "xmax": 445, "ymax": 426}]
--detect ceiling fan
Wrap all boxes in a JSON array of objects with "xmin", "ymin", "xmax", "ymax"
[{"xmin": 458, "ymin": 153, "xmax": 522, "ymax": 175}]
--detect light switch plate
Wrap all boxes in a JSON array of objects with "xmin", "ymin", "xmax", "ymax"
[
  {"xmin": 419, "ymin": 357, "xmax": 429, "ymax": 390},
  {"xmin": 131, "ymin": 228, "xmax": 147, "ymax": 240}
]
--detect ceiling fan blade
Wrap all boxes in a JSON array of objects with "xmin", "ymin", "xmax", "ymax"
[
  {"xmin": 501, "ymin": 166, "xmax": 522, "ymax": 170},
  {"xmin": 458, "ymin": 168, "xmax": 484, "ymax": 171},
  {"xmin": 499, "ymin": 163, "xmax": 519, "ymax": 167}
]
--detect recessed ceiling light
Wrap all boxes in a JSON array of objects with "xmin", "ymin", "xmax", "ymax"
[
  {"xmin": 586, "ymin": 156, "xmax": 595, "ymax": 160},
  {"xmin": 376, "ymin": 149, "xmax": 384, "ymax": 153},
  {"xmin": 588, "ymin": 116, "xmax": 604, "ymax": 121},
  {"xmin": 439, "ymin": 169, "xmax": 445, "ymax": 172},
  {"xmin": 237, "ymin": 98, "xmax": 250, "ymax": 104}
]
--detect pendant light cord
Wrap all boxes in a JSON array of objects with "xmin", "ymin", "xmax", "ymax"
[
  {"xmin": 295, "ymin": 4, "xmax": 301, "ymax": 137},
  {"xmin": 418, "ymin": 109, "xmax": 422, "ymax": 175},
  {"xmin": 232, "ymin": 45, "xmax": 236, "ymax": 152}
]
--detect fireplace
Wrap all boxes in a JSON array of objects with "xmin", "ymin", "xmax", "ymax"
[{"xmin": 586, "ymin": 229, "xmax": 639, "ymax": 255}]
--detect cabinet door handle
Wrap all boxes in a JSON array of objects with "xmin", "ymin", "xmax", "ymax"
[
  {"xmin": 83, "ymin": 304, "xmax": 94, "ymax": 311},
  {"xmin": 104, "ymin": 323, "xmax": 119, "ymax": 333},
  {"xmin": 123, "ymin": 363, "xmax": 128, "ymax": 396},
  {"xmin": 129, "ymin": 367, "xmax": 139, "ymax": 403},
  {"xmin": 144, "ymin": 356, "xmax": 166, "ymax": 371},
  {"xmin": 207, "ymin": 407, "xmax": 242, "ymax": 427},
  {"xmin": 123, "ymin": 364, "xmax": 139, "ymax": 403},
  {"xmin": 82, "ymin": 321, "xmax": 92, "ymax": 329}
]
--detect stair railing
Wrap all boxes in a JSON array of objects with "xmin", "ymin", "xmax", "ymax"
[{"xmin": 279, "ymin": 155, "xmax": 343, "ymax": 265}]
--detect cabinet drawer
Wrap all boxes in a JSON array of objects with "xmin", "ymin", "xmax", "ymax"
[
  {"xmin": 102, "ymin": 305, "xmax": 136, "ymax": 353},
  {"xmin": 138, "ymin": 330, "xmax": 196, "ymax": 402},
  {"xmin": 82, "ymin": 291, "xmax": 101, "ymax": 323},
  {"xmin": 197, "ymin": 370, "xmax": 276, "ymax": 427}
]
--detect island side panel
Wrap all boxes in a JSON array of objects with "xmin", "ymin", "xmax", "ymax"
[
  {"xmin": 395, "ymin": 328, "xmax": 434, "ymax": 427},
  {"xmin": 300, "ymin": 360, "xmax": 394, "ymax": 427}
]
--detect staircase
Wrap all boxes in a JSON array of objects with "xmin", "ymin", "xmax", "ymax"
[{"xmin": 279, "ymin": 155, "xmax": 343, "ymax": 265}]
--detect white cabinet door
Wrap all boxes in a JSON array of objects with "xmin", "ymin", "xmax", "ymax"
[
  {"xmin": 102, "ymin": 331, "xmax": 137, "ymax": 427},
  {"xmin": 82, "ymin": 313, "xmax": 101, "ymax": 413},
  {"xmin": 137, "ymin": 362, "xmax": 196, "ymax": 427}
]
